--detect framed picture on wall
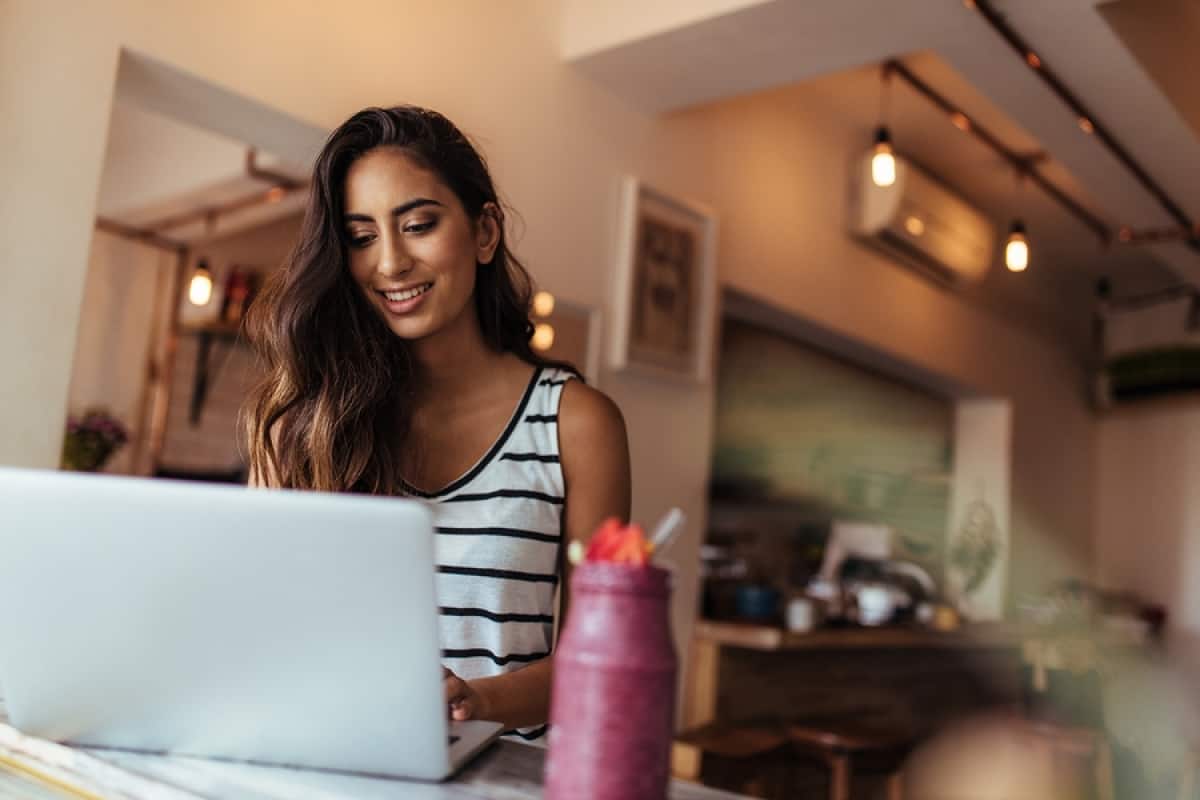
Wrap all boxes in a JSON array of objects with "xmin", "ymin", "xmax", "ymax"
[{"xmin": 609, "ymin": 176, "xmax": 718, "ymax": 383}]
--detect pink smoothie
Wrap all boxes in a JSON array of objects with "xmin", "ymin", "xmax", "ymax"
[{"xmin": 544, "ymin": 561, "xmax": 677, "ymax": 800}]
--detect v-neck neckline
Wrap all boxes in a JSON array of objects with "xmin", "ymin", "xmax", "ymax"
[{"xmin": 399, "ymin": 365, "xmax": 543, "ymax": 499}]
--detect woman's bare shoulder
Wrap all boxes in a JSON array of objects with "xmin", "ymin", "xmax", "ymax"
[
  {"xmin": 558, "ymin": 378, "xmax": 626, "ymax": 449},
  {"xmin": 556, "ymin": 376, "xmax": 632, "ymax": 525}
]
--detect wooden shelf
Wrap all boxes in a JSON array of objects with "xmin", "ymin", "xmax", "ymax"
[{"xmin": 693, "ymin": 619, "xmax": 1027, "ymax": 651}]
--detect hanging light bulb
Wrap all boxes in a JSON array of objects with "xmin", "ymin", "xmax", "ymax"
[
  {"xmin": 871, "ymin": 126, "xmax": 896, "ymax": 188},
  {"xmin": 531, "ymin": 323, "xmax": 555, "ymax": 351},
  {"xmin": 1005, "ymin": 221, "xmax": 1029, "ymax": 272},
  {"xmin": 188, "ymin": 259, "xmax": 214, "ymax": 305}
]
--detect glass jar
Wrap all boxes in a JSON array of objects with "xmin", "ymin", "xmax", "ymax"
[{"xmin": 544, "ymin": 561, "xmax": 677, "ymax": 800}]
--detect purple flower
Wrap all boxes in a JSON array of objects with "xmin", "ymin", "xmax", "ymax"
[{"xmin": 63, "ymin": 409, "xmax": 129, "ymax": 467}]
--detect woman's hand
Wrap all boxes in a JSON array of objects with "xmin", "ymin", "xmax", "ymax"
[{"xmin": 444, "ymin": 667, "xmax": 487, "ymax": 721}]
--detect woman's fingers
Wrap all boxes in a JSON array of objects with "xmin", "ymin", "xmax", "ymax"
[
  {"xmin": 450, "ymin": 698, "xmax": 474, "ymax": 721},
  {"xmin": 444, "ymin": 673, "xmax": 467, "ymax": 704},
  {"xmin": 444, "ymin": 671, "xmax": 476, "ymax": 720}
]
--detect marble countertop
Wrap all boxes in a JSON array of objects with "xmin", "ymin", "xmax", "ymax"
[
  {"xmin": 1, "ymin": 699, "xmax": 745, "ymax": 799},
  {"xmin": 89, "ymin": 738, "xmax": 748, "ymax": 799}
]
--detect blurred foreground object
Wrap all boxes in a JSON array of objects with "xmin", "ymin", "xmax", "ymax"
[
  {"xmin": 1102, "ymin": 654, "xmax": 1200, "ymax": 800},
  {"xmin": 904, "ymin": 713, "xmax": 1113, "ymax": 800}
]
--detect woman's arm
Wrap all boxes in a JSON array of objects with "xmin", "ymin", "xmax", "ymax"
[{"xmin": 445, "ymin": 379, "xmax": 632, "ymax": 729}]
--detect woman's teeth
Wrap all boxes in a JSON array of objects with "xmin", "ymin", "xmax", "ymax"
[{"xmin": 383, "ymin": 283, "xmax": 432, "ymax": 302}]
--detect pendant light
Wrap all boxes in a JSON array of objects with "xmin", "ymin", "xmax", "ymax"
[
  {"xmin": 870, "ymin": 65, "xmax": 897, "ymax": 188},
  {"xmin": 871, "ymin": 127, "xmax": 897, "ymax": 188},
  {"xmin": 1004, "ymin": 221, "xmax": 1029, "ymax": 272},
  {"xmin": 188, "ymin": 258, "xmax": 214, "ymax": 306},
  {"xmin": 1004, "ymin": 167, "xmax": 1030, "ymax": 272}
]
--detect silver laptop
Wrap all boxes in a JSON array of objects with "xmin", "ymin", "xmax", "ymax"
[{"xmin": 0, "ymin": 467, "xmax": 502, "ymax": 781}]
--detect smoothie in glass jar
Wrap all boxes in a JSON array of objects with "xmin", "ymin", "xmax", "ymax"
[{"xmin": 544, "ymin": 520, "xmax": 677, "ymax": 800}]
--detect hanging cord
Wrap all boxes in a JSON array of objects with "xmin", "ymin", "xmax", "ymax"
[{"xmin": 878, "ymin": 63, "xmax": 893, "ymax": 128}]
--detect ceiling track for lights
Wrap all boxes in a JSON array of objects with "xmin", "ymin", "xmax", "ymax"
[
  {"xmin": 883, "ymin": 58, "xmax": 1108, "ymax": 245},
  {"xmin": 965, "ymin": 0, "xmax": 1200, "ymax": 252}
]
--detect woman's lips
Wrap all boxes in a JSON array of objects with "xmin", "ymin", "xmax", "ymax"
[{"xmin": 378, "ymin": 282, "xmax": 432, "ymax": 315}]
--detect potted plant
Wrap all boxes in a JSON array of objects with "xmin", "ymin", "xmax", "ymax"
[{"xmin": 61, "ymin": 409, "xmax": 129, "ymax": 472}]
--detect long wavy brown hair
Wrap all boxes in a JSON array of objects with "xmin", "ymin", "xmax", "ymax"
[{"xmin": 242, "ymin": 106, "xmax": 555, "ymax": 493}]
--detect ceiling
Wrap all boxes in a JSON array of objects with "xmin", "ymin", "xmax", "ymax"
[
  {"xmin": 1099, "ymin": 0, "xmax": 1200, "ymax": 142},
  {"xmin": 796, "ymin": 52, "xmax": 1176, "ymax": 354},
  {"xmin": 96, "ymin": 99, "xmax": 308, "ymax": 244},
  {"xmin": 566, "ymin": 0, "xmax": 1200, "ymax": 355}
]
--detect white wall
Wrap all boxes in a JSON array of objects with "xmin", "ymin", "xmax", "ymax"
[
  {"xmin": 66, "ymin": 231, "xmax": 171, "ymax": 475},
  {"xmin": 1096, "ymin": 400, "xmax": 1200, "ymax": 662},
  {"xmin": 0, "ymin": 3, "xmax": 120, "ymax": 467},
  {"xmin": 1, "ymin": 0, "xmax": 1098, "ymax": 681}
]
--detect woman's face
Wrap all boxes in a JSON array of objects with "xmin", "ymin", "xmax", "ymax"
[{"xmin": 342, "ymin": 147, "xmax": 499, "ymax": 342}]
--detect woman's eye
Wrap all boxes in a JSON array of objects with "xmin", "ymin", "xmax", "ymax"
[
  {"xmin": 349, "ymin": 234, "xmax": 375, "ymax": 248},
  {"xmin": 404, "ymin": 220, "xmax": 436, "ymax": 234}
]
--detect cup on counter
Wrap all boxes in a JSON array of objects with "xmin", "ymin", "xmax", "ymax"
[
  {"xmin": 843, "ymin": 581, "xmax": 908, "ymax": 626},
  {"xmin": 854, "ymin": 583, "xmax": 896, "ymax": 626},
  {"xmin": 733, "ymin": 584, "xmax": 779, "ymax": 621},
  {"xmin": 785, "ymin": 595, "xmax": 818, "ymax": 633}
]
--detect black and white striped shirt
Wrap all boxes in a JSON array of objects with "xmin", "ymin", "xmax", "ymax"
[{"xmin": 402, "ymin": 365, "xmax": 574, "ymax": 742}]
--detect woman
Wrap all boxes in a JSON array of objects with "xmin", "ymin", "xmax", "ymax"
[{"xmin": 242, "ymin": 106, "xmax": 631, "ymax": 740}]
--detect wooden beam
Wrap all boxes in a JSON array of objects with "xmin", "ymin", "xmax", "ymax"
[{"xmin": 94, "ymin": 216, "xmax": 187, "ymax": 254}]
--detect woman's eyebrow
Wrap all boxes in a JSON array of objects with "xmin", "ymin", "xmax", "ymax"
[{"xmin": 344, "ymin": 197, "xmax": 445, "ymax": 223}]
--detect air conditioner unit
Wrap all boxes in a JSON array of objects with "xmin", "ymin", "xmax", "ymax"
[{"xmin": 850, "ymin": 152, "xmax": 996, "ymax": 285}]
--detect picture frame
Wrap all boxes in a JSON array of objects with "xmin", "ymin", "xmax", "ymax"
[{"xmin": 609, "ymin": 176, "xmax": 718, "ymax": 383}]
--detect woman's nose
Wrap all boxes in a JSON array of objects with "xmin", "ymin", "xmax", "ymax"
[{"xmin": 377, "ymin": 236, "xmax": 413, "ymax": 278}]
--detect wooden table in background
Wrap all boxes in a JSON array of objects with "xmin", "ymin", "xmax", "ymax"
[{"xmin": 673, "ymin": 620, "xmax": 1027, "ymax": 781}]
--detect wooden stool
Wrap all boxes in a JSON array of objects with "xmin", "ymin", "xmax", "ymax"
[
  {"xmin": 787, "ymin": 718, "xmax": 917, "ymax": 800},
  {"xmin": 676, "ymin": 720, "xmax": 793, "ymax": 798}
]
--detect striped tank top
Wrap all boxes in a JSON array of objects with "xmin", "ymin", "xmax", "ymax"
[{"xmin": 401, "ymin": 365, "xmax": 575, "ymax": 742}]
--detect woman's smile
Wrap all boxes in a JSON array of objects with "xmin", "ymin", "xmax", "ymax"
[{"xmin": 377, "ymin": 281, "xmax": 434, "ymax": 315}]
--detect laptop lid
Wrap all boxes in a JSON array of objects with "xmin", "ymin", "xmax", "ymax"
[{"xmin": 0, "ymin": 467, "xmax": 459, "ymax": 780}]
